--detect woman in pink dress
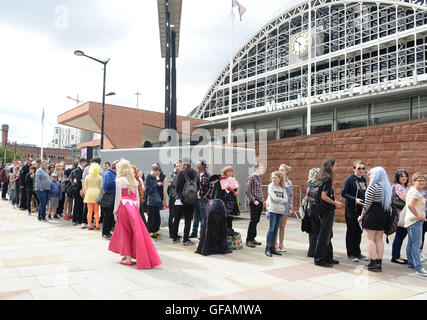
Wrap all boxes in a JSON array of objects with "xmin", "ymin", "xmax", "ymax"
[{"xmin": 108, "ymin": 159, "xmax": 162, "ymax": 269}]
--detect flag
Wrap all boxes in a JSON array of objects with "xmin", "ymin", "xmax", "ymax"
[{"xmin": 232, "ymin": 0, "xmax": 246, "ymax": 21}]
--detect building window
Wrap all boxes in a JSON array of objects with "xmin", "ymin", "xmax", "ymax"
[
  {"xmin": 412, "ymin": 95, "xmax": 427, "ymax": 120},
  {"xmin": 336, "ymin": 104, "xmax": 369, "ymax": 130},
  {"xmin": 309, "ymin": 109, "xmax": 333, "ymax": 134},
  {"xmin": 280, "ymin": 114, "xmax": 303, "ymax": 138},
  {"xmin": 256, "ymin": 120, "xmax": 277, "ymax": 141},
  {"xmin": 371, "ymin": 98, "xmax": 410, "ymax": 125}
]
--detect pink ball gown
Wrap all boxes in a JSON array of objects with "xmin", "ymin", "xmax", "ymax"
[{"xmin": 108, "ymin": 177, "xmax": 162, "ymax": 269}]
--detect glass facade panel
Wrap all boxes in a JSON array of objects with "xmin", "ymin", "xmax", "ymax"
[
  {"xmin": 412, "ymin": 95, "xmax": 427, "ymax": 120},
  {"xmin": 280, "ymin": 114, "xmax": 303, "ymax": 138},
  {"xmin": 371, "ymin": 98, "xmax": 410, "ymax": 125},
  {"xmin": 310, "ymin": 110, "xmax": 333, "ymax": 134},
  {"xmin": 336, "ymin": 105, "xmax": 369, "ymax": 130},
  {"xmin": 256, "ymin": 120, "xmax": 277, "ymax": 141}
]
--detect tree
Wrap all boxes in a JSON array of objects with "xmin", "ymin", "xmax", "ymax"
[{"xmin": 0, "ymin": 146, "xmax": 21, "ymax": 163}]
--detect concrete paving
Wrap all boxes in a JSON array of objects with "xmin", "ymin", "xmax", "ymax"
[{"xmin": 0, "ymin": 199, "xmax": 426, "ymax": 300}]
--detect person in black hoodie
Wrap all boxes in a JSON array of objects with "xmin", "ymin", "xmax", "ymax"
[
  {"xmin": 25, "ymin": 166, "xmax": 37, "ymax": 216},
  {"xmin": 72, "ymin": 158, "xmax": 87, "ymax": 226},
  {"xmin": 171, "ymin": 159, "xmax": 200, "ymax": 246},
  {"xmin": 341, "ymin": 161, "xmax": 369, "ymax": 263},
  {"xmin": 19, "ymin": 158, "xmax": 32, "ymax": 211}
]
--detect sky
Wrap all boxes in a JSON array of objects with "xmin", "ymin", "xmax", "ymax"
[{"xmin": 0, "ymin": 0, "xmax": 295, "ymax": 146}]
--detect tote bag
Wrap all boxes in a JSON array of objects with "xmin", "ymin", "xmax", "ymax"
[{"xmin": 397, "ymin": 205, "xmax": 407, "ymax": 227}]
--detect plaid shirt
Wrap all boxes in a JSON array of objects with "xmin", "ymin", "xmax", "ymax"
[
  {"xmin": 245, "ymin": 173, "xmax": 264, "ymax": 203},
  {"xmin": 199, "ymin": 171, "xmax": 211, "ymax": 202}
]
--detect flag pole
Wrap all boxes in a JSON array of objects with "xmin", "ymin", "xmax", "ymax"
[
  {"xmin": 41, "ymin": 107, "xmax": 44, "ymax": 160},
  {"xmin": 228, "ymin": 5, "xmax": 234, "ymax": 145}
]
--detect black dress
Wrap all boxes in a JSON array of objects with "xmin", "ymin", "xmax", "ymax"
[
  {"xmin": 196, "ymin": 199, "xmax": 230, "ymax": 256},
  {"xmin": 209, "ymin": 175, "xmax": 239, "ymax": 235}
]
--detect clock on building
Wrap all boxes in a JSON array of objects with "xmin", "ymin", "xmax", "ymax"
[{"xmin": 290, "ymin": 31, "xmax": 310, "ymax": 57}]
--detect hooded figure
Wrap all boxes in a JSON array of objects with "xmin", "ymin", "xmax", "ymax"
[{"xmin": 196, "ymin": 199, "xmax": 232, "ymax": 256}]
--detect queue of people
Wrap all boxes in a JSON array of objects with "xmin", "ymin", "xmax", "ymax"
[{"xmin": 0, "ymin": 157, "xmax": 425, "ymax": 276}]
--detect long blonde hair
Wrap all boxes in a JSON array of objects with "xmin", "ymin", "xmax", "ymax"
[
  {"xmin": 117, "ymin": 159, "xmax": 137, "ymax": 195},
  {"xmin": 271, "ymin": 171, "xmax": 286, "ymax": 188}
]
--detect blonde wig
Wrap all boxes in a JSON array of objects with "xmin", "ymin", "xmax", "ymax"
[
  {"xmin": 221, "ymin": 166, "xmax": 234, "ymax": 177},
  {"xmin": 89, "ymin": 163, "xmax": 100, "ymax": 176},
  {"xmin": 117, "ymin": 159, "xmax": 137, "ymax": 195}
]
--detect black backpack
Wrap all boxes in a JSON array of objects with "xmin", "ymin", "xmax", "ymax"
[
  {"xmin": 180, "ymin": 170, "xmax": 199, "ymax": 206},
  {"xmin": 384, "ymin": 207, "xmax": 398, "ymax": 244},
  {"xmin": 307, "ymin": 180, "xmax": 323, "ymax": 215}
]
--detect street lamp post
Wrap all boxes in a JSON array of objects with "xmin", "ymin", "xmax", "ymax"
[{"xmin": 74, "ymin": 50, "xmax": 110, "ymax": 150}]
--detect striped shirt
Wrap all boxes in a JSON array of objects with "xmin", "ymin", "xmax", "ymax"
[
  {"xmin": 363, "ymin": 183, "xmax": 384, "ymax": 212},
  {"xmin": 245, "ymin": 174, "xmax": 264, "ymax": 203}
]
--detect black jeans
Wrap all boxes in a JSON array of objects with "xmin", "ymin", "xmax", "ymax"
[
  {"xmin": 26, "ymin": 190, "xmax": 36, "ymax": 213},
  {"xmin": 1, "ymin": 182, "xmax": 8, "ymax": 199},
  {"xmin": 168, "ymin": 197, "xmax": 176, "ymax": 237},
  {"xmin": 246, "ymin": 201, "xmax": 263, "ymax": 242},
  {"xmin": 19, "ymin": 187, "xmax": 27, "ymax": 210},
  {"xmin": 72, "ymin": 195, "xmax": 84, "ymax": 224},
  {"xmin": 308, "ymin": 210, "xmax": 321, "ymax": 257},
  {"xmin": 172, "ymin": 204, "xmax": 195, "ymax": 242},
  {"xmin": 345, "ymin": 208, "xmax": 362, "ymax": 258},
  {"xmin": 101, "ymin": 206, "xmax": 115, "ymax": 236},
  {"xmin": 314, "ymin": 209, "xmax": 335, "ymax": 264},
  {"xmin": 147, "ymin": 205, "xmax": 161, "ymax": 234}
]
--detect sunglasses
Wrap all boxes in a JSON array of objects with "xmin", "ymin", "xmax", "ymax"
[{"xmin": 356, "ymin": 167, "xmax": 365, "ymax": 170}]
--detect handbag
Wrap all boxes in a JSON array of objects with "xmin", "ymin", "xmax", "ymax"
[
  {"xmin": 397, "ymin": 205, "xmax": 407, "ymax": 227},
  {"xmin": 160, "ymin": 208, "xmax": 169, "ymax": 228},
  {"xmin": 64, "ymin": 181, "xmax": 78, "ymax": 197},
  {"xmin": 391, "ymin": 185, "xmax": 406, "ymax": 210},
  {"xmin": 96, "ymin": 190, "xmax": 115, "ymax": 207}
]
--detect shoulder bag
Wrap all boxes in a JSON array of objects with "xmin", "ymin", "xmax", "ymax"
[{"xmin": 96, "ymin": 190, "xmax": 115, "ymax": 208}]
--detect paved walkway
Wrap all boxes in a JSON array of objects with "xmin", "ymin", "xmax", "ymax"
[{"xmin": 0, "ymin": 199, "xmax": 426, "ymax": 300}]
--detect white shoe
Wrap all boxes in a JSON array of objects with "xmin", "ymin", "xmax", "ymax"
[
  {"xmin": 81, "ymin": 223, "xmax": 88, "ymax": 229},
  {"xmin": 415, "ymin": 268, "xmax": 427, "ymax": 277},
  {"xmin": 420, "ymin": 252, "xmax": 426, "ymax": 262}
]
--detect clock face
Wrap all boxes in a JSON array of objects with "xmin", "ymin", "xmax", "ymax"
[{"xmin": 290, "ymin": 32, "xmax": 309, "ymax": 57}]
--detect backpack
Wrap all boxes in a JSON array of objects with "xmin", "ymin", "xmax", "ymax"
[
  {"xmin": 180, "ymin": 170, "xmax": 199, "ymax": 206},
  {"xmin": 307, "ymin": 180, "xmax": 323, "ymax": 215},
  {"xmin": 384, "ymin": 207, "xmax": 398, "ymax": 244}
]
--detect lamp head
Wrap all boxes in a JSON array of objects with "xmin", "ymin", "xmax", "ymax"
[
  {"xmin": 106, "ymin": 92, "xmax": 116, "ymax": 97},
  {"xmin": 74, "ymin": 50, "xmax": 85, "ymax": 57}
]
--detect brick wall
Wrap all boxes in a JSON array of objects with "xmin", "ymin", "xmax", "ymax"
[
  {"xmin": 258, "ymin": 119, "xmax": 427, "ymax": 222},
  {"xmin": 5, "ymin": 144, "xmax": 73, "ymax": 165}
]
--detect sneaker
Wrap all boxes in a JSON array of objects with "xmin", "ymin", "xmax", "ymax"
[
  {"xmin": 253, "ymin": 240, "xmax": 262, "ymax": 246},
  {"xmin": 54, "ymin": 214, "xmax": 60, "ymax": 219},
  {"xmin": 278, "ymin": 244, "xmax": 286, "ymax": 253},
  {"xmin": 189, "ymin": 232, "xmax": 198, "ymax": 239},
  {"xmin": 173, "ymin": 239, "xmax": 181, "ymax": 244},
  {"xmin": 415, "ymin": 268, "xmax": 427, "ymax": 277},
  {"xmin": 358, "ymin": 254, "xmax": 369, "ymax": 262},
  {"xmin": 155, "ymin": 233, "xmax": 162, "ymax": 240},
  {"xmin": 246, "ymin": 241, "xmax": 256, "ymax": 248},
  {"xmin": 349, "ymin": 256, "xmax": 359, "ymax": 262},
  {"xmin": 27, "ymin": 212, "xmax": 31, "ymax": 216},
  {"xmin": 421, "ymin": 252, "xmax": 426, "ymax": 262},
  {"xmin": 81, "ymin": 223, "xmax": 88, "ymax": 229},
  {"xmin": 183, "ymin": 240, "xmax": 196, "ymax": 246},
  {"xmin": 48, "ymin": 216, "xmax": 52, "ymax": 220}
]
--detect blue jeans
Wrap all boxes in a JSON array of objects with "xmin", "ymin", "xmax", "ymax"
[
  {"xmin": 11, "ymin": 187, "xmax": 20, "ymax": 205},
  {"xmin": 36, "ymin": 190, "xmax": 49, "ymax": 220},
  {"xmin": 266, "ymin": 213, "xmax": 283, "ymax": 247},
  {"xmin": 392, "ymin": 226, "xmax": 408, "ymax": 260},
  {"xmin": 407, "ymin": 220, "xmax": 424, "ymax": 270},
  {"xmin": 192, "ymin": 200, "xmax": 206, "ymax": 237}
]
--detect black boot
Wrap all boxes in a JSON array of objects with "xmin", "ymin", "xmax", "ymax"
[
  {"xmin": 265, "ymin": 246, "xmax": 272, "ymax": 257},
  {"xmin": 376, "ymin": 259, "xmax": 382, "ymax": 272},
  {"xmin": 365, "ymin": 259, "xmax": 378, "ymax": 272}
]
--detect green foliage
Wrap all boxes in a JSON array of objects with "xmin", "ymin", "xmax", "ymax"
[{"xmin": 0, "ymin": 147, "xmax": 21, "ymax": 163}]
